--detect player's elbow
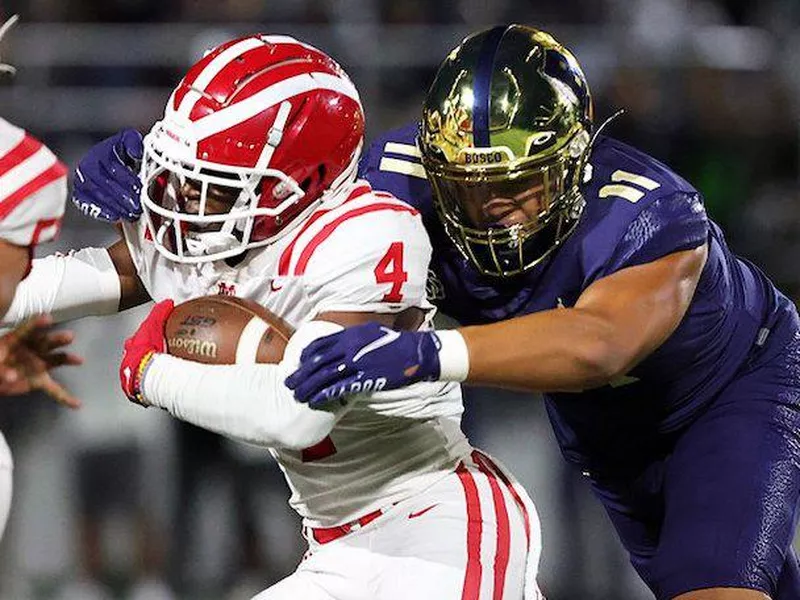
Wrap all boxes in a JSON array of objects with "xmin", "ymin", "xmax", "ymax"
[
  {"xmin": 257, "ymin": 412, "xmax": 334, "ymax": 450},
  {"xmin": 573, "ymin": 337, "xmax": 632, "ymax": 388}
]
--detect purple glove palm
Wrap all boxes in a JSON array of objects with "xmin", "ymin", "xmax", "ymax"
[
  {"xmin": 72, "ymin": 129, "xmax": 144, "ymax": 223},
  {"xmin": 286, "ymin": 322, "xmax": 442, "ymax": 408}
]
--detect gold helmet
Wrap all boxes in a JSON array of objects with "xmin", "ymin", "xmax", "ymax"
[{"xmin": 419, "ymin": 24, "xmax": 594, "ymax": 277}]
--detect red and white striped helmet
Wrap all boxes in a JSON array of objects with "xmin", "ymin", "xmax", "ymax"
[{"xmin": 140, "ymin": 34, "xmax": 365, "ymax": 263}]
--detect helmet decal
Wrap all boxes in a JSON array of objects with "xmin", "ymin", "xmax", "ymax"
[{"xmin": 472, "ymin": 25, "xmax": 508, "ymax": 148}]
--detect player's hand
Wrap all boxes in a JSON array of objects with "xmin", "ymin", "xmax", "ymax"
[
  {"xmin": 72, "ymin": 129, "xmax": 144, "ymax": 223},
  {"xmin": 120, "ymin": 299, "xmax": 173, "ymax": 406},
  {"xmin": 0, "ymin": 315, "xmax": 83, "ymax": 409},
  {"xmin": 286, "ymin": 322, "xmax": 441, "ymax": 408}
]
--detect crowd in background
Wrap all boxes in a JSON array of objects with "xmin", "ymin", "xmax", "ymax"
[{"xmin": 1, "ymin": 1, "xmax": 799, "ymax": 599}]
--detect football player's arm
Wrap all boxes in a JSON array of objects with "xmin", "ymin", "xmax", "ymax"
[
  {"xmin": 138, "ymin": 205, "xmax": 429, "ymax": 446},
  {"xmin": 457, "ymin": 244, "xmax": 707, "ymax": 392},
  {"xmin": 1, "ymin": 238, "xmax": 150, "ymax": 324},
  {"xmin": 142, "ymin": 309, "xmax": 418, "ymax": 449},
  {"xmin": 0, "ymin": 240, "xmax": 31, "ymax": 317}
]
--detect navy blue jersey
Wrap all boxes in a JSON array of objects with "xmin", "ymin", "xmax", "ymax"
[{"xmin": 360, "ymin": 122, "xmax": 800, "ymax": 475}]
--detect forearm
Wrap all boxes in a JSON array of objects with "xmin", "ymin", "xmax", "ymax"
[
  {"xmin": 1, "ymin": 248, "xmax": 121, "ymax": 325},
  {"xmin": 447, "ymin": 308, "xmax": 626, "ymax": 392},
  {"xmin": 141, "ymin": 355, "xmax": 340, "ymax": 449},
  {"xmin": 0, "ymin": 241, "xmax": 31, "ymax": 317}
]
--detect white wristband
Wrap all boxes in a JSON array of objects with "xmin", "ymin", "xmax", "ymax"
[{"xmin": 435, "ymin": 329, "xmax": 470, "ymax": 382}]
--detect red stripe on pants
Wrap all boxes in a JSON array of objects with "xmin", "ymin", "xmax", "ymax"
[
  {"xmin": 473, "ymin": 451, "xmax": 511, "ymax": 600},
  {"xmin": 457, "ymin": 461, "xmax": 483, "ymax": 600},
  {"xmin": 478, "ymin": 452, "xmax": 531, "ymax": 547}
]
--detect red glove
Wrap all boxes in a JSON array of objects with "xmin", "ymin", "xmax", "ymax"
[{"xmin": 120, "ymin": 299, "xmax": 173, "ymax": 406}]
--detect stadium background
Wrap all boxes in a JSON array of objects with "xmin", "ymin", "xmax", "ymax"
[{"xmin": 1, "ymin": 0, "xmax": 799, "ymax": 598}]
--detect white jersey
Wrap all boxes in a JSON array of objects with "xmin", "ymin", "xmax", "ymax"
[
  {"xmin": 0, "ymin": 118, "xmax": 66, "ymax": 246},
  {"xmin": 123, "ymin": 180, "xmax": 472, "ymax": 526}
]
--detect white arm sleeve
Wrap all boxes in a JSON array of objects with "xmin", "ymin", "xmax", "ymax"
[
  {"xmin": 141, "ymin": 320, "xmax": 348, "ymax": 450},
  {"xmin": 1, "ymin": 247, "xmax": 122, "ymax": 325}
]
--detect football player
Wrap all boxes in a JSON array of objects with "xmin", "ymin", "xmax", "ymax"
[
  {"xmin": 6, "ymin": 34, "xmax": 544, "ymax": 599},
  {"xmin": 0, "ymin": 13, "xmax": 82, "ymax": 539},
  {"xmin": 288, "ymin": 25, "xmax": 800, "ymax": 600}
]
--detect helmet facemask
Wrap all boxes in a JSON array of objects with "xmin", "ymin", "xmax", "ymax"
[
  {"xmin": 423, "ymin": 129, "xmax": 590, "ymax": 277},
  {"xmin": 140, "ymin": 119, "xmax": 306, "ymax": 264}
]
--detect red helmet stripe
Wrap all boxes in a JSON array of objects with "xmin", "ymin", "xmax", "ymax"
[
  {"xmin": 174, "ymin": 37, "xmax": 266, "ymax": 118},
  {"xmin": 193, "ymin": 71, "xmax": 360, "ymax": 141}
]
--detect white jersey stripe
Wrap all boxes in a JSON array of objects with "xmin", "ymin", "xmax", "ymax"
[
  {"xmin": 384, "ymin": 142, "xmax": 421, "ymax": 158},
  {"xmin": 176, "ymin": 37, "xmax": 265, "ymax": 118},
  {"xmin": 0, "ymin": 118, "xmax": 25, "ymax": 156},
  {"xmin": 285, "ymin": 190, "xmax": 414, "ymax": 275},
  {"xmin": 236, "ymin": 317, "xmax": 269, "ymax": 364},
  {"xmin": 379, "ymin": 156, "xmax": 427, "ymax": 180},
  {"xmin": 0, "ymin": 146, "xmax": 58, "ymax": 203},
  {"xmin": 611, "ymin": 169, "xmax": 661, "ymax": 191},
  {"xmin": 192, "ymin": 72, "xmax": 360, "ymax": 141}
]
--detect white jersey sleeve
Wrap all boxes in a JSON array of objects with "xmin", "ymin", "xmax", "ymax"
[
  {"xmin": 0, "ymin": 118, "xmax": 67, "ymax": 247},
  {"xmin": 283, "ymin": 186, "xmax": 433, "ymax": 317}
]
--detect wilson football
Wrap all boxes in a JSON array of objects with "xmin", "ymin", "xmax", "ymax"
[{"xmin": 164, "ymin": 296, "xmax": 293, "ymax": 364}]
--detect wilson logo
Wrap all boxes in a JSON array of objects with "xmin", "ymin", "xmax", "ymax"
[{"xmin": 168, "ymin": 337, "xmax": 218, "ymax": 359}]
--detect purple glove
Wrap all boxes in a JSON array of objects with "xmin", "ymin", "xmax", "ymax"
[
  {"xmin": 72, "ymin": 129, "xmax": 144, "ymax": 223},
  {"xmin": 285, "ymin": 322, "xmax": 442, "ymax": 408}
]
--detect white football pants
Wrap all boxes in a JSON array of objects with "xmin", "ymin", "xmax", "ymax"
[
  {"xmin": 0, "ymin": 431, "xmax": 12, "ymax": 540},
  {"xmin": 254, "ymin": 450, "xmax": 544, "ymax": 600}
]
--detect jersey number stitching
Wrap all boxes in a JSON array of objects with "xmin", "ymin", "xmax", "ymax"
[
  {"xmin": 374, "ymin": 242, "xmax": 408, "ymax": 303},
  {"xmin": 598, "ymin": 169, "xmax": 661, "ymax": 203}
]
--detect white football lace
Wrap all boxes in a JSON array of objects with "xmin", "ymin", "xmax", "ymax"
[{"xmin": 0, "ymin": 14, "xmax": 19, "ymax": 76}]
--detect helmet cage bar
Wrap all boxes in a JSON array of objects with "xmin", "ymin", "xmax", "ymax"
[
  {"xmin": 436, "ymin": 193, "xmax": 582, "ymax": 277},
  {"xmin": 139, "ymin": 127, "xmax": 306, "ymax": 264},
  {"xmin": 426, "ymin": 143, "xmax": 586, "ymax": 277}
]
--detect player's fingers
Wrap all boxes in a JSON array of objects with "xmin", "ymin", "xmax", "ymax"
[
  {"xmin": 285, "ymin": 351, "xmax": 345, "ymax": 390},
  {"xmin": 76, "ymin": 179, "xmax": 133, "ymax": 220},
  {"xmin": 150, "ymin": 299, "xmax": 175, "ymax": 321},
  {"xmin": 291, "ymin": 365, "xmax": 357, "ymax": 404},
  {"xmin": 6, "ymin": 315, "xmax": 52, "ymax": 347},
  {"xmin": 0, "ymin": 364, "xmax": 19, "ymax": 387},
  {"xmin": 40, "ymin": 330, "xmax": 76, "ymax": 352},
  {"xmin": 308, "ymin": 374, "xmax": 362, "ymax": 409},
  {"xmin": 298, "ymin": 334, "xmax": 343, "ymax": 365},
  {"xmin": 43, "ymin": 352, "xmax": 84, "ymax": 369},
  {"xmin": 35, "ymin": 375, "xmax": 81, "ymax": 409}
]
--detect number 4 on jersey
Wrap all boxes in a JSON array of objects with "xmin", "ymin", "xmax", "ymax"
[{"xmin": 375, "ymin": 242, "xmax": 408, "ymax": 302}]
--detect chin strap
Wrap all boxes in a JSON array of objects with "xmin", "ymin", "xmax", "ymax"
[{"xmin": 0, "ymin": 14, "xmax": 19, "ymax": 76}]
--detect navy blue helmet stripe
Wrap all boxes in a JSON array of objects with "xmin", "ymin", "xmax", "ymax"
[{"xmin": 472, "ymin": 25, "xmax": 508, "ymax": 148}]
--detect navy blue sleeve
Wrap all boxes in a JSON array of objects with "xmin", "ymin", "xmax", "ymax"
[
  {"xmin": 358, "ymin": 124, "xmax": 436, "ymax": 216},
  {"xmin": 603, "ymin": 192, "xmax": 709, "ymax": 275}
]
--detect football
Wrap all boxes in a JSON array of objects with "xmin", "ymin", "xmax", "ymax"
[{"xmin": 164, "ymin": 296, "xmax": 293, "ymax": 364}]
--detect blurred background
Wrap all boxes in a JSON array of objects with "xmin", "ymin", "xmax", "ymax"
[{"xmin": 1, "ymin": 0, "xmax": 800, "ymax": 599}]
